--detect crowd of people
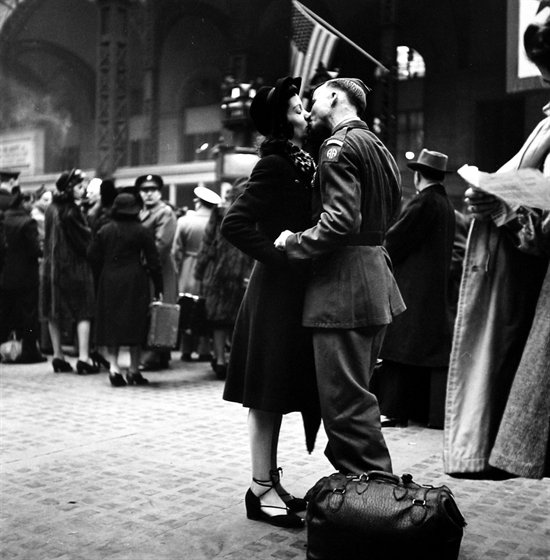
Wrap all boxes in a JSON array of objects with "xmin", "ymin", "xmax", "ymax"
[
  {"xmin": 0, "ymin": 7, "xmax": 548, "ymax": 534},
  {"xmin": 0, "ymin": 168, "xmax": 252, "ymax": 386}
]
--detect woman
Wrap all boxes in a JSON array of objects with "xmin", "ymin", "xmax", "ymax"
[
  {"xmin": 444, "ymin": 7, "xmax": 550, "ymax": 478},
  {"xmin": 221, "ymin": 77, "xmax": 319, "ymax": 529},
  {"xmin": 88, "ymin": 193, "xmax": 163, "ymax": 387},
  {"xmin": 194, "ymin": 177, "xmax": 253, "ymax": 379},
  {"xmin": 41, "ymin": 169, "xmax": 98, "ymax": 374},
  {"xmin": 0, "ymin": 190, "xmax": 45, "ymax": 363},
  {"xmin": 30, "ymin": 185, "xmax": 53, "ymax": 249}
]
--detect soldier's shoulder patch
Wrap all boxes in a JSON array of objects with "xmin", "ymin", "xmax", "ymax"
[{"xmin": 323, "ymin": 139, "xmax": 343, "ymax": 161}]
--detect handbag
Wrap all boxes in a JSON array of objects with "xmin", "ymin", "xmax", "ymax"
[
  {"xmin": 0, "ymin": 332, "xmax": 23, "ymax": 363},
  {"xmin": 178, "ymin": 293, "xmax": 210, "ymax": 336},
  {"xmin": 305, "ymin": 470, "xmax": 466, "ymax": 560}
]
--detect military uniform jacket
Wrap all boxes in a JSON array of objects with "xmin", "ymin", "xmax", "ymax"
[{"xmin": 286, "ymin": 119, "xmax": 406, "ymax": 328}]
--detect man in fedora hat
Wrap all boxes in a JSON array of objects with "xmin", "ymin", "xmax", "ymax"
[
  {"xmin": 137, "ymin": 174, "xmax": 178, "ymax": 370},
  {"xmin": 172, "ymin": 185, "xmax": 221, "ymax": 361},
  {"xmin": 274, "ymin": 77, "xmax": 404, "ymax": 475},
  {"xmin": 371, "ymin": 148, "xmax": 456, "ymax": 428}
]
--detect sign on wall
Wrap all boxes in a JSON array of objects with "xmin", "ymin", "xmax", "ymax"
[
  {"xmin": 0, "ymin": 129, "xmax": 45, "ymax": 176},
  {"xmin": 507, "ymin": 0, "xmax": 550, "ymax": 92}
]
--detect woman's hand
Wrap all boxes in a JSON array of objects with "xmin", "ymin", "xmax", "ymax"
[{"xmin": 465, "ymin": 187, "xmax": 502, "ymax": 221}]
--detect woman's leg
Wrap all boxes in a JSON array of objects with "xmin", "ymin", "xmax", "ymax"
[
  {"xmin": 104, "ymin": 346, "xmax": 120, "ymax": 373},
  {"xmin": 212, "ymin": 329, "xmax": 227, "ymax": 365},
  {"xmin": 76, "ymin": 320, "xmax": 91, "ymax": 363},
  {"xmin": 48, "ymin": 319, "xmax": 64, "ymax": 360},
  {"xmin": 248, "ymin": 409, "xmax": 288, "ymax": 514},
  {"xmin": 129, "ymin": 345, "xmax": 141, "ymax": 373}
]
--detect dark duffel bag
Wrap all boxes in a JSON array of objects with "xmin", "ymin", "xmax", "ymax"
[{"xmin": 305, "ymin": 471, "xmax": 466, "ymax": 560}]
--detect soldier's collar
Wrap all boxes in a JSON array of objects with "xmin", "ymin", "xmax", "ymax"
[{"xmin": 332, "ymin": 118, "xmax": 368, "ymax": 134}]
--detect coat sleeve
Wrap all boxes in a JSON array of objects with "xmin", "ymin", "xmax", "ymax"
[
  {"xmin": 384, "ymin": 194, "xmax": 438, "ymax": 265},
  {"xmin": 154, "ymin": 207, "xmax": 177, "ymax": 264},
  {"xmin": 286, "ymin": 142, "xmax": 362, "ymax": 260},
  {"xmin": 221, "ymin": 156, "xmax": 289, "ymax": 268},
  {"xmin": 64, "ymin": 205, "xmax": 92, "ymax": 258},
  {"xmin": 141, "ymin": 227, "xmax": 164, "ymax": 298},
  {"xmin": 24, "ymin": 217, "xmax": 42, "ymax": 260},
  {"xmin": 195, "ymin": 208, "xmax": 219, "ymax": 281}
]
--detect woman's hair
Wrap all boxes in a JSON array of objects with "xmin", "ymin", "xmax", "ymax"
[
  {"xmin": 524, "ymin": 12, "xmax": 550, "ymax": 72},
  {"xmin": 260, "ymin": 84, "xmax": 300, "ymax": 155}
]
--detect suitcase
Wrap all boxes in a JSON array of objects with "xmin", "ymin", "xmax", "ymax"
[{"xmin": 146, "ymin": 301, "xmax": 181, "ymax": 349}]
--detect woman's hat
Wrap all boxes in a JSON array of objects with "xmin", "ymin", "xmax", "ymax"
[
  {"xmin": 249, "ymin": 76, "xmax": 302, "ymax": 136},
  {"xmin": 113, "ymin": 193, "xmax": 141, "ymax": 215},
  {"xmin": 56, "ymin": 168, "xmax": 86, "ymax": 192},
  {"xmin": 135, "ymin": 174, "xmax": 164, "ymax": 190},
  {"xmin": 194, "ymin": 186, "xmax": 221, "ymax": 205},
  {"xmin": 406, "ymin": 149, "xmax": 452, "ymax": 174}
]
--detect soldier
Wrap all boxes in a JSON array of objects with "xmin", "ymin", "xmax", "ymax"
[{"xmin": 275, "ymin": 77, "xmax": 404, "ymax": 475}]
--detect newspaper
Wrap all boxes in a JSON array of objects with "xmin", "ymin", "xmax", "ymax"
[{"xmin": 458, "ymin": 164, "xmax": 550, "ymax": 211}]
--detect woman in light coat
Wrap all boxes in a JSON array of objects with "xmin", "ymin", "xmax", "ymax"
[{"xmin": 444, "ymin": 9, "xmax": 550, "ymax": 478}]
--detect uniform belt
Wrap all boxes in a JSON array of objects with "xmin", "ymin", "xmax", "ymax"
[{"xmin": 346, "ymin": 231, "xmax": 384, "ymax": 246}]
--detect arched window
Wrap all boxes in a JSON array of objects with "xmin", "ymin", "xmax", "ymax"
[{"xmin": 396, "ymin": 46, "xmax": 425, "ymax": 81}]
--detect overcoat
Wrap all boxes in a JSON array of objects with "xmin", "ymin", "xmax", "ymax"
[
  {"xmin": 140, "ymin": 200, "xmax": 177, "ymax": 304},
  {"xmin": 194, "ymin": 205, "xmax": 253, "ymax": 326},
  {"xmin": 40, "ymin": 198, "xmax": 95, "ymax": 325},
  {"xmin": 0, "ymin": 208, "xmax": 42, "ymax": 342},
  {"xmin": 444, "ymin": 106, "xmax": 550, "ymax": 475},
  {"xmin": 172, "ymin": 206, "xmax": 212, "ymax": 294},
  {"xmin": 490, "ymin": 212, "xmax": 550, "ymax": 478},
  {"xmin": 286, "ymin": 120, "xmax": 405, "ymax": 327},
  {"xmin": 88, "ymin": 217, "xmax": 163, "ymax": 346},
  {"xmin": 221, "ymin": 147, "xmax": 320, "ymax": 449},
  {"xmin": 380, "ymin": 184, "xmax": 456, "ymax": 367},
  {"xmin": 0, "ymin": 208, "xmax": 41, "ymax": 291}
]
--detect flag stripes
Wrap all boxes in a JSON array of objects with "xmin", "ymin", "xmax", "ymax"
[{"xmin": 290, "ymin": 0, "xmax": 338, "ymax": 93}]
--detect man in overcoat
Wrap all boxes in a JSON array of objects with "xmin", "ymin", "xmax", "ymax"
[
  {"xmin": 275, "ymin": 78, "xmax": 404, "ymax": 475},
  {"xmin": 372, "ymin": 149, "xmax": 456, "ymax": 428},
  {"xmin": 137, "ymin": 174, "xmax": 178, "ymax": 370}
]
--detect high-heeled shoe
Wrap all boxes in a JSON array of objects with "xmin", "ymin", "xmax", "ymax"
[
  {"xmin": 90, "ymin": 350, "xmax": 110, "ymax": 370},
  {"xmin": 270, "ymin": 468, "xmax": 307, "ymax": 512},
  {"xmin": 126, "ymin": 371, "xmax": 149, "ymax": 385},
  {"xmin": 109, "ymin": 372, "xmax": 126, "ymax": 387},
  {"xmin": 76, "ymin": 360, "xmax": 100, "ymax": 375},
  {"xmin": 245, "ymin": 478, "xmax": 304, "ymax": 529},
  {"xmin": 52, "ymin": 358, "xmax": 73, "ymax": 373}
]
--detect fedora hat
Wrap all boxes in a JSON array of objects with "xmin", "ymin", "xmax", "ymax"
[
  {"xmin": 407, "ymin": 149, "xmax": 452, "ymax": 174},
  {"xmin": 249, "ymin": 76, "xmax": 302, "ymax": 136},
  {"xmin": 113, "ymin": 193, "xmax": 141, "ymax": 216}
]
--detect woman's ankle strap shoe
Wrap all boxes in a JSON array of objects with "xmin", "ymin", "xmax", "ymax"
[
  {"xmin": 109, "ymin": 372, "xmax": 127, "ymax": 387},
  {"xmin": 126, "ymin": 371, "xmax": 149, "ymax": 385},
  {"xmin": 76, "ymin": 360, "xmax": 100, "ymax": 375},
  {"xmin": 52, "ymin": 358, "xmax": 73, "ymax": 373}
]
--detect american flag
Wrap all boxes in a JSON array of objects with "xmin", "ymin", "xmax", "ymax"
[{"xmin": 290, "ymin": 0, "xmax": 339, "ymax": 94}]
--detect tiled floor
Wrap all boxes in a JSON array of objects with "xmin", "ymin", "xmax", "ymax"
[{"xmin": 1, "ymin": 356, "xmax": 549, "ymax": 559}]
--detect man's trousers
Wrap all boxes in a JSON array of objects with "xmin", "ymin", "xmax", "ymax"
[{"xmin": 312, "ymin": 325, "xmax": 392, "ymax": 475}]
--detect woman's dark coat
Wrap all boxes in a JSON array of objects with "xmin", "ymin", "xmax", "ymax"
[
  {"xmin": 221, "ymin": 150, "xmax": 320, "ymax": 450},
  {"xmin": 380, "ymin": 184, "xmax": 456, "ymax": 367},
  {"xmin": 40, "ymin": 198, "xmax": 95, "ymax": 324},
  {"xmin": 88, "ymin": 216, "xmax": 163, "ymax": 346},
  {"xmin": 0, "ymin": 208, "xmax": 42, "ymax": 342}
]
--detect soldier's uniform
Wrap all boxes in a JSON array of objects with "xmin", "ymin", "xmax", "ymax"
[{"xmin": 286, "ymin": 118, "xmax": 404, "ymax": 474}]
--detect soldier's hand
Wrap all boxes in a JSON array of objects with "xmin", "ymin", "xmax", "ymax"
[{"xmin": 274, "ymin": 230, "xmax": 293, "ymax": 250}]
